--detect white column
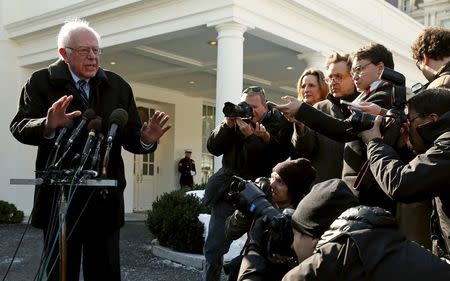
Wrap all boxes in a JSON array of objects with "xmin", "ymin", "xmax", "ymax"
[
  {"xmin": 213, "ymin": 22, "xmax": 247, "ymax": 172},
  {"xmin": 298, "ymin": 51, "xmax": 326, "ymax": 72}
]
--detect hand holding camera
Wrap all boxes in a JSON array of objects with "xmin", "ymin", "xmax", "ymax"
[
  {"xmin": 360, "ymin": 115, "xmax": 383, "ymax": 144},
  {"xmin": 235, "ymin": 118, "xmax": 254, "ymax": 137},
  {"xmin": 254, "ymin": 122, "xmax": 270, "ymax": 143}
]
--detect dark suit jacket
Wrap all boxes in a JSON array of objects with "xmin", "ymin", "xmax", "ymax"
[{"xmin": 10, "ymin": 59, "xmax": 156, "ymax": 232}]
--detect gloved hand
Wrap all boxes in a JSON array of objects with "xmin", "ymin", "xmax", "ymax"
[{"xmin": 246, "ymin": 216, "xmax": 269, "ymax": 256}]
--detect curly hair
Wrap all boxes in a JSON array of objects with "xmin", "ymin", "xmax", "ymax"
[
  {"xmin": 411, "ymin": 27, "xmax": 450, "ymax": 61},
  {"xmin": 296, "ymin": 68, "xmax": 328, "ymax": 103}
]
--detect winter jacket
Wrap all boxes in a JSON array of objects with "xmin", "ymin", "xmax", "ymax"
[
  {"xmin": 10, "ymin": 59, "xmax": 153, "ymax": 232},
  {"xmin": 293, "ymin": 80, "xmax": 395, "ymax": 212},
  {"xmin": 203, "ymin": 106, "xmax": 293, "ymax": 206},
  {"xmin": 282, "ymin": 206, "xmax": 450, "ymax": 281},
  {"xmin": 292, "ymin": 92, "xmax": 357, "ymax": 185},
  {"xmin": 367, "ymin": 110, "xmax": 450, "ymax": 255}
]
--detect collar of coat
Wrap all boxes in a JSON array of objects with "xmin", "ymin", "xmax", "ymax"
[{"xmin": 48, "ymin": 59, "xmax": 109, "ymax": 87}]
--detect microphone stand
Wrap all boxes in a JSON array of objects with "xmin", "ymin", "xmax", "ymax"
[
  {"xmin": 59, "ymin": 182, "xmax": 67, "ymax": 281},
  {"xmin": 10, "ymin": 168, "xmax": 115, "ymax": 281}
]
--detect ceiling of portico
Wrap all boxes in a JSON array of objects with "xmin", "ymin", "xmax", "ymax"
[{"xmin": 27, "ymin": 25, "xmax": 313, "ymax": 102}]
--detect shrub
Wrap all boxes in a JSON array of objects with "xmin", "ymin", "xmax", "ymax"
[
  {"xmin": 146, "ymin": 190, "xmax": 206, "ymax": 254},
  {"xmin": 191, "ymin": 182, "xmax": 207, "ymax": 191},
  {"xmin": 0, "ymin": 200, "xmax": 24, "ymax": 224}
]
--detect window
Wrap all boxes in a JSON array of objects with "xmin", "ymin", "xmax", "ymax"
[
  {"xmin": 401, "ymin": 0, "xmax": 411, "ymax": 12},
  {"xmin": 441, "ymin": 19, "xmax": 450, "ymax": 28},
  {"xmin": 201, "ymin": 105, "xmax": 216, "ymax": 184}
]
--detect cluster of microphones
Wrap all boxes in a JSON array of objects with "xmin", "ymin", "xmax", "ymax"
[{"xmin": 46, "ymin": 108, "xmax": 129, "ymax": 181}]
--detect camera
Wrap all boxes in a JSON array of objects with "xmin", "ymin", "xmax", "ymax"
[
  {"xmin": 226, "ymin": 176, "xmax": 296, "ymax": 264},
  {"xmin": 347, "ymin": 67, "xmax": 407, "ymax": 146},
  {"xmin": 223, "ymin": 101, "xmax": 253, "ymax": 122}
]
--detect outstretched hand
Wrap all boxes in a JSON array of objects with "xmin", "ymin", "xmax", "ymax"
[
  {"xmin": 141, "ymin": 111, "xmax": 171, "ymax": 144},
  {"xmin": 45, "ymin": 95, "xmax": 81, "ymax": 133},
  {"xmin": 351, "ymin": 101, "xmax": 383, "ymax": 115},
  {"xmin": 268, "ymin": 96, "xmax": 302, "ymax": 122}
]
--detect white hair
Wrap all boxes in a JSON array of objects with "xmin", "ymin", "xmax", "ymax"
[{"xmin": 57, "ymin": 19, "xmax": 101, "ymax": 57}]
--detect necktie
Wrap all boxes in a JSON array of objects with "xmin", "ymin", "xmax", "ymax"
[{"xmin": 77, "ymin": 80, "xmax": 89, "ymax": 105}]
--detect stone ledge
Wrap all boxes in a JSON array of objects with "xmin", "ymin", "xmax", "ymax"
[{"xmin": 150, "ymin": 244, "xmax": 205, "ymax": 270}]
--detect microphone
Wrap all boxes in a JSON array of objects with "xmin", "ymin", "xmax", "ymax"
[
  {"xmin": 90, "ymin": 132, "xmax": 104, "ymax": 172},
  {"xmin": 101, "ymin": 109, "xmax": 128, "ymax": 177},
  {"xmin": 45, "ymin": 120, "xmax": 74, "ymax": 168},
  {"xmin": 79, "ymin": 117, "xmax": 102, "ymax": 169},
  {"xmin": 54, "ymin": 120, "xmax": 74, "ymax": 148},
  {"xmin": 63, "ymin": 109, "xmax": 96, "ymax": 152},
  {"xmin": 106, "ymin": 109, "xmax": 129, "ymax": 144},
  {"xmin": 54, "ymin": 109, "xmax": 95, "ymax": 168}
]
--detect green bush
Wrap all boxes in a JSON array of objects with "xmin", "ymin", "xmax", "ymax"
[
  {"xmin": 191, "ymin": 182, "xmax": 207, "ymax": 191},
  {"xmin": 146, "ymin": 190, "xmax": 206, "ymax": 254},
  {"xmin": 0, "ymin": 200, "xmax": 24, "ymax": 224}
]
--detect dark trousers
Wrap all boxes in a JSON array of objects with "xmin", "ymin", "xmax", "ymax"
[
  {"xmin": 203, "ymin": 200, "xmax": 235, "ymax": 281},
  {"xmin": 43, "ymin": 221, "xmax": 121, "ymax": 281}
]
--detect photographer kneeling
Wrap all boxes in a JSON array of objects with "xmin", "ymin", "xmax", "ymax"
[
  {"xmin": 224, "ymin": 158, "xmax": 316, "ymax": 281},
  {"xmin": 240, "ymin": 179, "xmax": 450, "ymax": 281}
]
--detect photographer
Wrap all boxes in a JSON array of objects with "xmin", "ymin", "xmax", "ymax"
[
  {"xmin": 361, "ymin": 88, "xmax": 450, "ymax": 258},
  {"xmin": 412, "ymin": 27, "xmax": 450, "ymax": 90},
  {"xmin": 224, "ymin": 158, "xmax": 316, "ymax": 281},
  {"xmin": 238, "ymin": 179, "xmax": 359, "ymax": 281},
  {"xmin": 203, "ymin": 86, "xmax": 294, "ymax": 281},
  {"xmin": 275, "ymin": 43, "xmax": 396, "ymax": 213},
  {"xmin": 240, "ymin": 179, "xmax": 450, "ymax": 281}
]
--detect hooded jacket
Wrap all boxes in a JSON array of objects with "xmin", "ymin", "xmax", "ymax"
[{"xmin": 282, "ymin": 206, "xmax": 450, "ymax": 281}]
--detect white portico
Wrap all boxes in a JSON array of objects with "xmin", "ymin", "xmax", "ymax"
[{"xmin": 0, "ymin": 0, "xmax": 425, "ymax": 215}]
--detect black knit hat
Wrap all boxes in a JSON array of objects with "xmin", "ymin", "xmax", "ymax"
[
  {"xmin": 272, "ymin": 158, "xmax": 316, "ymax": 198},
  {"xmin": 291, "ymin": 179, "xmax": 359, "ymax": 238}
]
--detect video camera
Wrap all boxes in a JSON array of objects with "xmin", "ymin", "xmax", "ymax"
[
  {"xmin": 347, "ymin": 67, "xmax": 407, "ymax": 146},
  {"xmin": 226, "ymin": 176, "xmax": 297, "ymax": 264},
  {"xmin": 223, "ymin": 101, "xmax": 253, "ymax": 122}
]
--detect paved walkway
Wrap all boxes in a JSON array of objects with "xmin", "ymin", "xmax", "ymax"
[{"xmin": 0, "ymin": 215, "xmax": 227, "ymax": 281}]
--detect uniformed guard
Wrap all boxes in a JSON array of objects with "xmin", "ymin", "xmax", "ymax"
[{"xmin": 178, "ymin": 149, "xmax": 196, "ymax": 188}]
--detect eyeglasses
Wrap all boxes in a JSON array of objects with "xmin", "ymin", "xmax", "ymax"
[
  {"xmin": 350, "ymin": 62, "xmax": 373, "ymax": 77},
  {"xmin": 407, "ymin": 113, "xmax": 428, "ymax": 125},
  {"xmin": 66, "ymin": 46, "xmax": 102, "ymax": 56},
  {"xmin": 243, "ymin": 86, "xmax": 265, "ymax": 94},
  {"xmin": 325, "ymin": 73, "xmax": 350, "ymax": 84},
  {"xmin": 415, "ymin": 60, "xmax": 422, "ymax": 70}
]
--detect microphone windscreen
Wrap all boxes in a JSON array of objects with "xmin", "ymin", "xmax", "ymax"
[
  {"xmin": 109, "ymin": 108, "xmax": 128, "ymax": 129},
  {"xmin": 63, "ymin": 119, "xmax": 74, "ymax": 129},
  {"xmin": 87, "ymin": 117, "xmax": 102, "ymax": 131},
  {"xmin": 83, "ymin": 108, "xmax": 96, "ymax": 120}
]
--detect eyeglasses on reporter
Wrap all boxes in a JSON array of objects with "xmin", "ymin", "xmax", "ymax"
[
  {"xmin": 350, "ymin": 62, "xmax": 373, "ymax": 77},
  {"xmin": 66, "ymin": 46, "xmax": 102, "ymax": 56},
  {"xmin": 325, "ymin": 73, "xmax": 350, "ymax": 84},
  {"xmin": 406, "ymin": 113, "xmax": 429, "ymax": 125}
]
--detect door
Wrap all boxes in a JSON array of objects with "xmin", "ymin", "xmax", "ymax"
[{"xmin": 134, "ymin": 106, "xmax": 157, "ymax": 211}]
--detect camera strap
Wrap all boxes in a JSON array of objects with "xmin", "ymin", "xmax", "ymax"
[{"xmin": 353, "ymin": 160, "xmax": 370, "ymax": 190}]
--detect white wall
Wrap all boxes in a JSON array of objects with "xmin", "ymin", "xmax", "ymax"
[
  {"xmin": 0, "ymin": 26, "xmax": 36, "ymax": 214},
  {"xmin": 119, "ymin": 82, "xmax": 205, "ymax": 213}
]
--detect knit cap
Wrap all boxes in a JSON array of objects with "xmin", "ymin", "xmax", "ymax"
[
  {"xmin": 272, "ymin": 158, "xmax": 316, "ymax": 196},
  {"xmin": 291, "ymin": 179, "xmax": 359, "ymax": 238}
]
